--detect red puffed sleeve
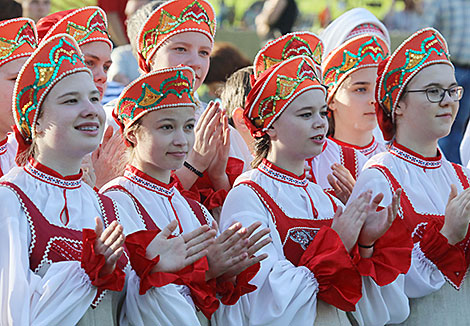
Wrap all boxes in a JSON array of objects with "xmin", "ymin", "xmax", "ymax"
[
  {"xmin": 125, "ymin": 230, "xmax": 220, "ymax": 317},
  {"xmin": 81, "ymin": 229, "xmax": 126, "ymax": 291},
  {"xmin": 419, "ymin": 222, "xmax": 468, "ymax": 288},
  {"xmin": 212, "ymin": 262, "xmax": 260, "ymax": 305},
  {"xmin": 351, "ymin": 217, "xmax": 413, "ymax": 286},
  {"xmin": 298, "ymin": 226, "xmax": 362, "ymax": 311}
]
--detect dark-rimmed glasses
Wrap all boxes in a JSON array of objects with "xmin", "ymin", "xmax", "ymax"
[{"xmin": 406, "ymin": 86, "xmax": 464, "ymax": 103}]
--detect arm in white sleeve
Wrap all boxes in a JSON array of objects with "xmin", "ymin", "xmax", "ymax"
[
  {"xmin": 0, "ymin": 188, "xmax": 96, "ymax": 326},
  {"xmin": 213, "ymin": 185, "xmax": 320, "ymax": 326}
]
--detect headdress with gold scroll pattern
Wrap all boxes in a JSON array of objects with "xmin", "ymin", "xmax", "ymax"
[
  {"xmin": 244, "ymin": 55, "xmax": 326, "ymax": 138},
  {"xmin": 13, "ymin": 33, "xmax": 90, "ymax": 143},
  {"xmin": 0, "ymin": 18, "xmax": 37, "ymax": 68},
  {"xmin": 375, "ymin": 28, "xmax": 451, "ymax": 141},
  {"xmin": 113, "ymin": 66, "xmax": 197, "ymax": 142},
  {"xmin": 36, "ymin": 7, "xmax": 111, "ymax": 49},
  {"xmin": 253, "ymin": 32, "xmax": 323, "ymax": 79},
  {"xmin": 322, "ymin": 34, "xmax": 389, "ymax": 103},
  {"xmin": 137, "ymin": 0, "xmax": 216, "ymax": 73}
]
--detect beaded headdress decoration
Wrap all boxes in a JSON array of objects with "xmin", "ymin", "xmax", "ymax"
[
  {"xmin": 36, "ymin": 7, "xmax": 112, "ymax": 49},
  {"xmin": 114, "ymin": 66, "xmax": 197, "ymax": 138},
  {"xmin": 375, "ymin": 27, "xmax": 451, "ymax": 140},
  {"xmin": 13, "ymin": 33, "xmax": 90, "ymax": 143},
  {"xmin": 253, "ymin": 32, "xmax": 323, "ymax": 79},
  {"xmin": 322, "ymin": 34, "xmax": 389, "ymax": 103},
  {"xmin": 0, "ymin": 18, "xmax": 37, "ymax": 68},
  {"xmin": 137, "ymin": 0, "xmax": 216, "ymax": 73},
  {"xmin": 245, "ymin": 55, "xmax": 326, "ymax": 137}
]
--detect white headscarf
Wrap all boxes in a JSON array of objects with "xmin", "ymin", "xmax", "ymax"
[{"xmin": 321, "ymin": 8, "xmax": 390, "ymax": 59}]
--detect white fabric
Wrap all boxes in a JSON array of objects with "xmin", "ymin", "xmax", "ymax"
[
  {"xmin": 321, "ymin": 8, "xmax": 391, "ymax": 60},
  {"xmin": 305, "ymin": 138, "xmax": 368, "ymax": 190},
  {"xmin": 0, "ymin": 133, "xmax": 17, "ymax": 176},
  {"xmin": 460, "ymin": 121, "xmax": 470, "ymax": 166},
  {"xmin": 213, "ymin": 164, "xmax": 407, "ymax": 326},
  {"xmin": 102, "ymin": 173, "xmax": 214, "ymax": 326},
  {"xmin": 349, "ymin": 145, "xmax": 470, "ymax": 323},
  {"xmin": 0, "ymin": 164, "xmax": 126, "ymax": 325}
]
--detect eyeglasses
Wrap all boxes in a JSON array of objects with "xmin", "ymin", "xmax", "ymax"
[{"xmin": 406, "ymin": 86, "xmax": 464, "ymax": 103}]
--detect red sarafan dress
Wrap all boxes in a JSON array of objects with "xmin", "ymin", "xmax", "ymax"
[{"xmin": 214, "ymin": 159, "xmax": 412, "ymax": 326}]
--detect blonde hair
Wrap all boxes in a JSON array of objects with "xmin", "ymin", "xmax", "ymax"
[{"xmin": 251, "ymin": 134, "xmax": 271, "ymax": 168}]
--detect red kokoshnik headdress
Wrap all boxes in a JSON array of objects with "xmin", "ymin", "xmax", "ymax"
[
  {"xmin": 244, "ymin": 55, "xmax": 326, "ymax": 138},
  {"xmin": 113, "ymin": 66, "xmax": 197, "ymax": 145},
  {"xmin": 0, "ymin": 17, "xmax": 37, "ymax": 68},
  {"xmin": 36, "ymin": 6, "xmax": 112, "ymax": 49},
  {"xmin": 375, "ymin": 27, "xmax": 451, "ymax": 141},
  {"xmin": 322, "ymin": 34, "xmax": 389, "ymax": 103},
  {"xmin": 253, "ymin": 32, "xmax": 323, "ymax": 79},
  {"xmin": 137, "ymin": 0, "xmax": 216, "ymax": 73},
  {"xmin": 12, "ymin": 33, "xmax": 91, "ymax": 162}
]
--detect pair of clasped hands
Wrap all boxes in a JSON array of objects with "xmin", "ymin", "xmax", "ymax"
[{"xmin": 91, "ymin": 217, "xmax": 271, "ymax": 281}]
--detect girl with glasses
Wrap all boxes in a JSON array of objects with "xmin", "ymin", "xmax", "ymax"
[{"xmin": 350, "ymin": 27, "xmax": 470, "ymax": 325}]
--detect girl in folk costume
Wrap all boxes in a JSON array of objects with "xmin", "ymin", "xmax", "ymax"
[
  {"xmin": 321, "ymin": 9, "xmax": 390, "ymax": 159},
  {"xmin": 252, "ymin": 31, "xmax": 367, "ymax": 204},
  {"xmin": 102, "ymin": 67, "xmax": 270, "ymax": 325},
  {"xmin": 349, "ymin": 27, "xmax": 470, "ymax": 325},
  {"xmin": 0, "ymin": 34, "xmax": 127, "ymax": 325},
  {"xmin": 35, "ymin": 7, "xmax": 122, "ymax": 188},
  {"xmin": 215, "ymin": 55, "xmax": 413, "ymax": 326},
  {"xmin": 321, "ymin": 8, "xmax": 391, "ymax": 159},
  {"xmin": 126, "ymin": 0, "xmax": 253, "ymax": 212},
  {"xmin": 0, "ymin": 18, "xmax": 37, "ymax": 177}
]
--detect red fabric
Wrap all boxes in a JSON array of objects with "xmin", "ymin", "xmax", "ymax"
[
  {"xmin": 214, "ymin": 262, "xmax": 260, "ymax": 305},
  {"xmin": 419, "ymin": 223, "xmax": 468, "ymax": 288},
  {"xmin": 125, "ymin": 229, "xmax": 219, "ymax": 318},
  {"xmin": 36, "ymin": 9, "xmax": 75, "ymax": 41},
  {"xmin": 0, "ymin": 18, "xmax": 37, "ymax": 68},
  {"xmin": 298, "ymin": 227, "xmax": 362, "ymax": 311},
  {"xmin": 81, "ymin": 229, "xmax": 126, "ymax": 291},
  {"xmin": 180, "ymin": 157, "xmax": 245, "ymax": 210},
  {"xmin": 372, "ymin": 163, "xmax": 470, "ymax": 288},
  {"xmin": 351, "ymin": 217, "xmax": 413, "ymax": 286}
]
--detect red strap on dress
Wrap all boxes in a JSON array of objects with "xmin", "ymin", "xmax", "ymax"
[
  {"xmin": 340, "ymin": 146, "xmax": 358, "ymax": 180},
  {"xmin": 105, "ymin": 185, "xmax": 160, "ymax": 230}
]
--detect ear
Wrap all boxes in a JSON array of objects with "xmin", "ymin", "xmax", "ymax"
[
  {"xmin": 266, "ymin": 125, "xmax": 277, "ymax": 140},
  {"xmin": 395, "ymin": 101, "xmax": 405, "ymax": 117},
  {"xmin": 35, "ymin": 116, "xmax": 45, "ymax": 136},
  {"xmin": 232, "ymin": 107, "xmax": 249, "ymax": 131},
  {"xmin": 126, "ymin": 127, "xmax": 138, "ymax": 147},
  {"xmin": 328, "ymin": 98, "xmax": 337, "ymax": 112}
]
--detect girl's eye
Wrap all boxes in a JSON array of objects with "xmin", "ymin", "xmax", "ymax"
[
  {"xmin": 299, "ymin": 112, "xmax": 312, "ymax": 118},
  {"xmin": 355, "ymin": 87, "xmax": 367, "ymax": 92},
  {"xmin": 64, "ymin": 98, "xmax": 78, "ymax": 104},
  {"xmin": 103, "ymin": 64, "xmax": 111, "ymax": 73},
  {"xmin": 174, "ymin": 47, "xmax": 186, "ymax": 53},
  {"xmin": 90, "ymin": 96, "xmax": 100, "ymax": 103},
  {"xmin": 185, "ymin": 123, "xmax": 195, "ymax": 131},
  {"xmin": 320, "ymin": 111, "xmax": 329, "ymax": 117},
  {"xmin": 199, "ymin": 50, "xmax": 210, "ymax": 57},
  {"xmin": 160, "ymin": 124, "xmax": 173, "ymax": 130}
]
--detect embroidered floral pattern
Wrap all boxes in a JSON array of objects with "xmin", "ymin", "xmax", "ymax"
[
  {"xmin": 24, "ymin": 161, "xmax": 82, "ymax": 189},
  {"xmin": 286, "ymin": 227, "xmax": 319, "ymax": 249},
  {"xmin": 0, "ymin": 20, "xmax": 37, "ymax": 60},
  {"xmin": 390, "ymin": 144, "xmax": 442, "ymax": 169},
  {"xmin": 258, "ymin": 161, "xmax": 308, "ymax": 187},
  {"xmin": 124, "ymin": 170, "xmax": 174, "ymax": 197},
  {"xmin": 65, "ymin": 8, "xmax": 109, "ymax": 44}
]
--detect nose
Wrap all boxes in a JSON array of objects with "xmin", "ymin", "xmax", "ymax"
[
  {"xmin": 184, "ymin": 50, "xmax": 201, "ymax": 73},
  {"xmin": 440, "ymin": 89, "xmax": 454, "ymax": 106},
  {"xmin": 173, "ymin": 127, "xmax": 189, "ymax": 147},
  {"xmin": 91, "ymin": 66, "xmax": 107, "ymax": 87},
  {"xmin": 313, "ymin": 112, "xmax": 328, "ymax": 130},
  {"xmin": 81, "ymin": 98, "xmax": 103, "ymax": 119}
]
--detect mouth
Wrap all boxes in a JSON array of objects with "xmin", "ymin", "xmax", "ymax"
[
  {"xmin": 167, "ymin": 151, "xmax": 187, "ymax": 158},
  {"xmin": 310, "ymin": 134, "xmax": 326, "ymax": 144},
  {"xmin": 75, "ymin": 122, "xmax": 100, "ymax": 136},
  {"xmin": 96, "ymin": 85, "xmax": 104, "ymax": 98},
  {"xmin": 436, "ymin": 113, "xmax": 453, "ymax": 118},
  {"xmin": 364, "ymin": 112, "xmax": 376, "ymax": 116}
]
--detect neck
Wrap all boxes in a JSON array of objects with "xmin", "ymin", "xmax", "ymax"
[
  {"xmin": 131, "ymin": 159, "xmax": 172, "ymax": 184},
  {"xmin": 266, "ymin": 150, "xmax": 305, "ymax": 176},
  {"xmin": 395, "ymin": 133, "xmax": 439, "ymax": 157},
  {"xmin": 333, "ymin": 128, "xmax": 373, "ymax": 147},
  {"xmin": 34, "ymin": 152, "xmax": 82, "ymax": 176}
]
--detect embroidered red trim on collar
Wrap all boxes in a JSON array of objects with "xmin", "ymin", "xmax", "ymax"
[
  {"xmin": 24, "ymin": 157, "xmax": 82, "ymax": 188},
  {"xmin": 389, "ymin": 142, "xmax": 442, "ymax": 169},
  {"xmin": 258, "ymin": 159, "xmax": 308, "ymax": 187},
  {"xmin": 329, "ymin": 136, "xmax": 378, "ymax": 157},
  {"xmin": 124, "ymin": 165, "xmax": 176, "ymax": 197}
]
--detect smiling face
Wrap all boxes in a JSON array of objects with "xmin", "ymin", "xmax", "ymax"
[
  {"xmin": 330, "ymin": 67, "xmax": 378, "ymax": 135},
  {"xmin": 128, "ymin": 107, "xmax": 195, "ymax": 182},
  {"xmin": 268, "ymin": 88, "xmax": 328, "ymax": 163},
  {"xmin": 80, "ymin": 41, "xmax": 112, "ymax": 99},
  {"xmin": 0, "ymin": 57, "xmax": 28, "ymax": 136},
  {"xmin": 34, "ymin": 72, "xmax": 105, "ymax": 161},
  {"xmin": 149, "ymin": 32, "xmax": 212, "ymax": 91},
  {"xmin": 396, "ymin": 63, "xmax": 459, "ymax": 143}
]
